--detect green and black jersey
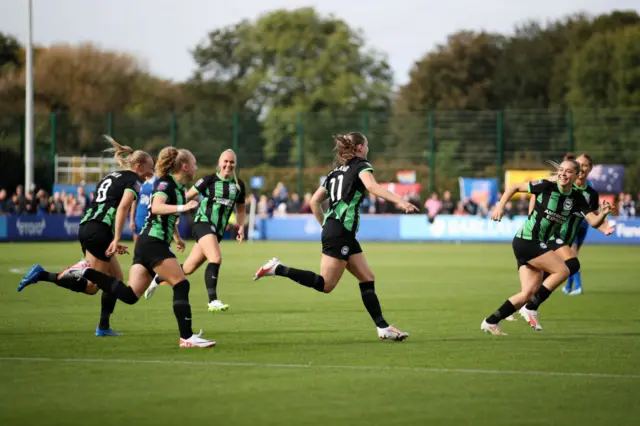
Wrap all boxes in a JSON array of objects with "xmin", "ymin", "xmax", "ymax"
[
  {"xmin": 516, "ymin": 179, "xmax": 595, "ymax": 242},
  {"xmin": 139, "ymin": 174, "xmax": 186, "ymax": 245},
  {"xmin": 322, "ymin": 156, "xmax": 374, "ymax": 236},
  {"xmin": 192, "ymin": 174, "xmax": 246, "ymax": 238},
  {"xmin": 81, "ymin": 170, "xmax": 140, "ymax": 231},
  {"xmin": 552, "ymin": 183, "xmax": 600, "ymax": 246}
]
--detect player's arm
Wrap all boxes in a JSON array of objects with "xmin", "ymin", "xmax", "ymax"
[
  {"xmin": 105, "ymin": 189, "xmax": 137, "ymax": 256},
  {"xmin": 187, "ymin": 176, "xmax": 210, "ymax": 201},
  {"xmin": 151, "ymin": 192, "xmax": 197, "ymax": 215},
  {"xmin": 185, "ymin": 188, "xmax": 200, "ymax": 201},
  {"xmin": 359, "ymin": 171, "xmax": 418, "ymax": 213},
  {"xmin": 310, "ymin": 187, "xmax": 328, "ymax": 226},
  {"xmin": 492, "ymin": 181, "xmax": 532, "ymax": 221},
  {"xmin": 129, "ymin": 199, "xmax": 137, "ymax": 230},
  {"xmin": 584, "ymin": 201, "xmax": 612, "ymax": 229}
]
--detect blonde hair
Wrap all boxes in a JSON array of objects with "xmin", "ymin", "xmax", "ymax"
[
  {"xmin": 217, "ymin": 149, "xmax": 240, "ymax": 191},
  {"xmin": 155, "ymin": 146, "xmax": 194, "ymax": 177},
  {"xmin": 333, "ymin": 132, "xmax": 367, "ymax": 166},
  {"xmin": 103, "ymin": 135, "xmax": 151, "ymax": 170}
]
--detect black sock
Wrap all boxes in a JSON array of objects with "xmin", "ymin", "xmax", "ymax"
[
  {"xmin": 38, "ymin": 271, "xmax": 88, "ymax": 293},
  {"xmin": 486, "ymin": 300, "xmax": 516, "ymax": 324},
  {"xmin": 526, "ymin": 285, "xmax": 552, "ymax": 311},
  {"xmin": 359, "ymin": 282, "xmax": 389, "ymax": 328},
  {"xmin": 205, "ymin": 263, "xmax": 221, "ymax": 302},
  {"xmin": 99, "ymin": 292, "xmax": 118, "ymax": 330},
  {"xmin": 172, "ymin": 280, "xmax": 193, "ymax": 339},
  {"xmin": 275, "ymin": 264, "xmax": 325, "ymax": 292},
  {"xmin": 83, "ymin": 269, "xmax": 139, "ymax": 305}
]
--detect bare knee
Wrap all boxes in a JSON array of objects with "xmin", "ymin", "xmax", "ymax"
[
  {"xmin": 207, "ymin": 253, "xmax": 222, "ymax": 264},
  {"xmin": 322, "ymin": 276, "xmax": 339, "ymax": 293},
  {"xmin": 85, "ymin": 283, "xmax": 99, "ymax": 295}
]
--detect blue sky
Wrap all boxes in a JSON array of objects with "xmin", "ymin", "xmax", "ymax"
[{"xmin": 1, "ymin": 0, "xmax": 637, "ymax": 85}]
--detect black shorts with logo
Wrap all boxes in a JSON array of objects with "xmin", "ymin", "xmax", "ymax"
[
  {"xmin": 192, "ymin": 221, "xmax": 222, "ymax": 243},
  {"xmin": 546, "ymin": 237, "xmax": 569, "ymax": 251},
  {"xmin": 79, "ymin": 221, "xmax": 113, "ymax": 262},
  {"xmin": 133, "ymin": 235, "xmax": 176, "ymax": 276},
  {"xmin": 321, "ymin": 219, "xmax": 363, "ymax": 261},
  {"xmin": 512, "ymin": 237, "xmax": 551, "ymax": 270}
]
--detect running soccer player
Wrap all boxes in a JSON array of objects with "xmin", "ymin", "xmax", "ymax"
[
  {"xmin": 57, "ymin": 147, "xmax": 216, "ymax": 348},
  {"xmin": 131, "ymin": 175, "xmax": 157, "ymax": 243},
  {"xmin": 481, "ymin": 159, "xmax": 612, "ymax": 335},
  {"xmin": 17, "ymin": 136, "xmax": 154, "ymax": 336},
  {"xmin": 253, "ymin": 132, "xmax": 418, "ymax": 341},
  {"xmin": 144, "ymin": 149, "xmax": 246, "ymax": 313},
  {"xmin": 518, "ymin": 154, "xmax": 613, "ymax": 330}
]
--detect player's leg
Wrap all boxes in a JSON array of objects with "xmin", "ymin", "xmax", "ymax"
[
  {"xmin": 254, "ymin": 253, "xmax": 346, "ymax": 293},
  {"xmin": 153, "ymin": 257, "xmax": 215, "ymax": 348},
  {"xmin": 347, "ymin": 252, "xmax": 408, "ymax": 341},
  {"xmin": 95, "ymin": 257, "xmax": 124, "ymax": 337},
  {"xmin": 568, "ymin": 233, "xmax": 585, "ymax": 295},
  {"xmin": 482, "ymin": 265, "xmax": 542, "ymax": 335},
  {"xmin": 194, "ymin": 233, "xmax": 228, "ymax": 311}
]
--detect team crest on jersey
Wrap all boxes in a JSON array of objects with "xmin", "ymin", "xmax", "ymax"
[
  {"xmin": 230, "ymin": 185, "xmax": 237, "ymax": 194},
  {"xmin": 563, "ymin": 198, "xmax": 573, "ymax": 210},
  {"xmin": 157, "ymin": 181, "xmax": 168, "ymax": 191}
]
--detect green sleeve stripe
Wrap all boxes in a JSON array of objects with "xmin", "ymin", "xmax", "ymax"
[
  {"xmin": 358, "ymin": 168, "xmax": 374, "ymax": 175},
  {"xmin": 152, "ymin": 191, "xmax": 169, "ymax": 199},
  {"xmin": 191, "ymin": 186, "xmax": 200, "ymax": 194},
  {"xmin": 125, "ymin": 188, "xmax": 138, "ymax": 200},
  {"xmin": 527, "ymin": 183, "xmax": 532, "ymax": 193}
]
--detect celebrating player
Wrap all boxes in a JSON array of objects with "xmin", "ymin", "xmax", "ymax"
[
  {"xmin": 253, "ymin": 132, "xmax": 418, "ymax": 341},
  {"xmin": 144, "ymin": 149, "xmax": 246, "ymax": 313},
  {"xmin": 17, "ymin": 136, "xmax": 154, "ymax": 337},
  {"xmin": 481, "ymin": 159, "xmax": 612, "ymax": 335},
  {"xmin": 518, "ymin": 153, "xmax": 613, "ymax": 330},
  {"xmin": 56, "ymin": 147, "xmax": 216, "ymax": 348}
]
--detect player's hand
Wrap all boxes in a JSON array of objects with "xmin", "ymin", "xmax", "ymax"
[
  {"xmin": 236, "ymin": 226, "xmax": 245, "ymax": 244},
  {"xmin": 603, "ymin": 223, "xmax": 615, "ymax": 236},
  {"xmin": 129, "ymin": 221, "xmax": 136, "ymax": 232},
  {"xmin": 175, "ymin": 238, "xmax": 186, "ymax": 253},
  {"xmin": 491, "ymin": 205, "xmax": 505, "ymax": 221},
  {"xmin": 184, "ymin": 200, "xmax": 199, "ymax": 211},
  {"xmin": 396, "ymin": 201, "xmax": 418, "ymax": 214},
  {"xmin": 600, "ymin": 201, "xmax": 613, "ymax": 216},
  {"xmin": 106, "ymin": 239, "xmax": 128, "ymax": 256}
]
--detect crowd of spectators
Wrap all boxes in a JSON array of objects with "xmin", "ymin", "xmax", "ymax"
[{"xmin": 0, "ymin": 184, "xmax": 95, "ymax": 217}]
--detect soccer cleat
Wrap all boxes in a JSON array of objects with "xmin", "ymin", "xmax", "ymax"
[
  {"xmin": 253, "ymin": 257, "xmax": 281, "ymax": 281},
  {"xmin": 377, "ymin": 325, "xmax": 409, "ymax": 341},
  {"xmin": 562, "ymin": 286, "xmax": 571, "ymax": 295},
  {"xmin": 207, "ymin": 300, "xmax": 230, "ymax": 312},
  {"xmin": 57, "ymin": 259, "xmax": 91, "ymax": 281},
  {"xmin": 504, "ymin": 314, "xmax": 518, "ymax": 321},
  {"xmin": 144, "ymin": 276, "xmax": 160, "ymax": 300},
  {"xmin": 568, "ymin": 288, "xmax": 584, "ymax": 296},
  {"xmin": 179, "ymin": 330, "xmax": 216, "ymax": 348},
  {"xmin": 17, "ymin": 264, "xmax": 44, "ymax": 292},
  {"xmin": 95, "ymin": 326, "xmax": 123, "ymax": 337},
  {"xmin": 519, "ymin": 306, "xmax": 542, "ymax": 331},
  {"xmin": 481, "ymin": 319, "xmax": 507, "ymax": 335}
]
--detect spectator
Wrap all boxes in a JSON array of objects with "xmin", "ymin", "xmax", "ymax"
[
  {"xmin": 257, "ymin": 194, "xmax": 272, "ymax": 218},
  {"xmin": 441, "ymin": 190, "xmax": 454, "ymax": 214},
  {"xmin": 25, "ymin": 190, "xmax": 38, "ymax": 214},
  {"xmin": 36, "ymin": 190, "xmax": 49, "ymax": 215},
  {"xmin": 76, "ymin": 186, "xmax": 89, "ymax": 213},
  {"xmin": 64, "ymin": 194, "xmax": 83, "ymax": 217},
  {"xmin": 300, "ymin": 193, "xmax": 313, "ymax": 214},
  {"xmin": 7, "ymin": 194, "xmax": 20, "ymax": 214},
  {"xmin": 49, "ymin": 192, "xmax": 65, "ymax": 214},
  {"xmin": 504, "ymin": 201, "xmax": 516, "ymax": 219},
  {"xmin": 619, "ymin": 193, "xmax": 636, "ymax": 218},
  {"xmin": 271, "ymin": 182, "xmax": 288, "ymax": 207},
  {"xmin": 453, "ymin": 200, "xmax": 469, "ymax": 216},
  {"xmin": 462, "ymin": 197, "xmax": 477, "ymax": 215},
  {"xmin": 15, "ymin": 184, "xmax": 26, "ymax": 212},
  {"xmin": 516, "ymin": 197, "xmax": 529, "ymax": 216},
  {"xmin": 424, "ymin": 192, "xmax": 442, "ymax": 219},
  {"xmin": 287, "ymin": 193, "xmax": 301, "ymax": 213},
  {"xmin": 0, "ymin": 189, "xmax": 7, "ymax": 214},
  {"xmin": 476, "ymin": 199, "xmax": 490, "ymax": 217}
]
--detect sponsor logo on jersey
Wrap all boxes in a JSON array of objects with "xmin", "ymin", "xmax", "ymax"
[
  {"xmin": 195, "ymin": 178, "xmax": 204, "ymax": 187},
  {"xmin": 213, "ymin": 197, "xmax": 234, "ymax": 207},
  {"xmin": 157, "ymin": 181, "xmax": 168, "ymax": 191},
  {"xmin": 544, "ymin": 209, "xmax": 569, "ymax": 224}
]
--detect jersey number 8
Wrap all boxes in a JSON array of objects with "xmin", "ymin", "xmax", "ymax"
[
  {"xmin": 95, "ymin": 178, "xmax": 113, "ymax": 203},
  {"xmin": 329, "ymin": 175, "xmax": 344, "ymax": 202}
]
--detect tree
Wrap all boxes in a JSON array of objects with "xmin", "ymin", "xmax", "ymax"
[{"xmin": 0, "ymin": 32, "xmax": 22, "ymax": 72}]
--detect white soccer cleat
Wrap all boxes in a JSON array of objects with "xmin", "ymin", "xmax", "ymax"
[
  {"xmin": 57, "ymin": 259, "xmax": 91, "ymax": 280},
  {"xmin": 568, "ymin": 288, "xmax": 584, "ymax": 296},
  {"xmin": 179, "ymin": 329, "xmax": 216, "ymax": 348},
  {"xmin": 481, "ymin": 319, "xmax": 507, "ymax": 335},
  {"xmin": 207, "ymin": 299, "xmax": 230, "ymax": 312},
  {"xmin": 519, "ymin": 306, "xmax": 543, "ymax": 331},
  {"xmin": 377, "ymin": 325, "xmax": 409, "ymax": 341},
  {"xmin": 144, "ymin": 276, "xmax": 160, "ymax": 300},
  {"xmin": 504, "ymin": 314, "xmax": 518, "ymax": 321},
  {"xmin": 253, "ymin": 257, "xmax": 281, "ymax": 281}
]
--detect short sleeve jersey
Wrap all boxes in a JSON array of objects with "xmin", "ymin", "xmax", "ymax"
[
  {"xmin": 516, "ymin": 179, "xmax": 596, "ymax": 243},
  {"xmin": 322, "ymin": 156, "xmax": 374, "ymax": 235},
  {"xmin": 139, "ymin": 174, "xmax": 186, "ymax": 244},
  {"xmin": 553, "ymin": 183, "xmax": 600, "ymax": 245},
  {"xmin": 192, "ymin": 173, "xmax": 246, "ymax": 238},
  {"xmin": 81, "ymin": 170, "xmax": 140, "ymax": 231}
]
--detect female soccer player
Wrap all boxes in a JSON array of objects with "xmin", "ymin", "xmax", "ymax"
[
  {"xmin": 57, "ymin": 147, "xmax": 216, "ymax": 348},
  {"xmin": 17, "ymin": 136, "xmax": 154, "ymax": 337},
  {"xmin": 253, "ymin": 132, "xmax": 418, "ymax": 341},
  {"xmin": 131, "ymin": 175, "xmax": 157, "ymax": 243},
  {"xmin": 517, "ymin": 153, "xmax": 613, "ymax": 330},
  {"xmin": 482, "ymin": 159, "xmax": 612, "ymax": 335},
  {"xmin": 144, "ymin": 149, "xmax": 246, "ymax": 313}
]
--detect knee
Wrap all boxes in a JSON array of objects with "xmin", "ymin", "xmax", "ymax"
[
  {"xmin": 321, "ymin": 276, "xmax": 337, "ymax": 294},
  {"xmin": 565, "ymin": 258, "xmax": 580, "ymax": 276},
  {"xmin": 208, "ymin": 254, "xmax": 222, "ymax": 264},
  {"xmin": 85, "ymin": 284, "xmax": 99, "ymax": 295},
  {"xmin": 556, "ymin": 265, "xmax": 570, "ymax": 281}
]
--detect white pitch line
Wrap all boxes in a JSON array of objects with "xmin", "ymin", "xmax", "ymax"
[{"xmin": 0, "ymin": 357, "xmax": 638, "ymax": 380}]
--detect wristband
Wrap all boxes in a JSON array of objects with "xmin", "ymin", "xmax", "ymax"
[{"xmin": 177, "ymin": 205, "xmax": 184, "ymax": 213}]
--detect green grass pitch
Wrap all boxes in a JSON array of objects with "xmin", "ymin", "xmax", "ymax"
[{"xmin": 0, "ymin": 241, "xmax": 639, "ymax": 426}]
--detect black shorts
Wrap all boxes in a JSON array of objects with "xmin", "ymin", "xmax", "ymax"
[
  {"xmin": 192, "ymin": 221, "xmax": 222, "ymax": 243},
  {"xmin": 321, "ymin": 219, "xmax": 362, "ymax": 261},
  {"xmin": 79, "ymin": 221, "xmax": 113, "ymax": 262},
  {"xmin": 133, "ymin": 235, "xmax": 176, "ymax": 276},
  {"xmin": 547, "ymin": 238, "xmax": 569, "ymax": 251},
  {"xmin": 512, "ymin": 237, "xmax": 551, "ymax": 270}
]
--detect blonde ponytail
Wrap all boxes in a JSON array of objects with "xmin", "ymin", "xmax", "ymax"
[{"xmin": 103, "ymin": 135, "xmax": 151, "ymax": 170}]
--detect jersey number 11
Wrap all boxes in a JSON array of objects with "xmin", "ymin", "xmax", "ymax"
[{"xmin": 329, "ymin": 175, "xmax": 343, "ymax": 202}]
